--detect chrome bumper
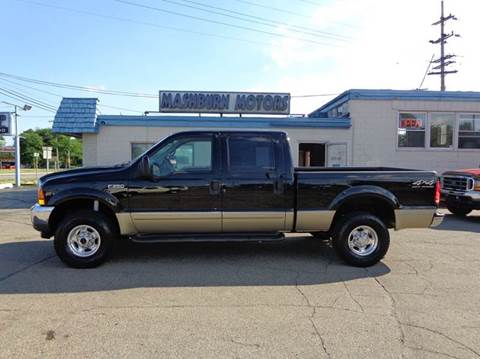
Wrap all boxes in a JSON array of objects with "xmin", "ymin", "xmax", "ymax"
[
  {"xmin": 430, "ymin": 211, "xmax": 444, "ymax": 228},
  {"xmin": 441, "ymin": 190, "xmax": 480, "ymax": 201},
  {"xmin": 31, "ymin": 204, "xmax": 54, "ymax": 234}
]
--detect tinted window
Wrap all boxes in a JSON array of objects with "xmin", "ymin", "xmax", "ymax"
[
  {"xmin": 131, "ymin": 143, "xmax": 154, "ymax": 160},
  {"xmin": 150, "ymin": 136, "xmax": 213, "ymax": 177},
  {"xmin": 228, "ymin": 136, "xmax": 275, "ymax": 174}
]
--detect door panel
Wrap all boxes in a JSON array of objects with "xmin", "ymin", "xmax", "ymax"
[
  {"xmin": 221, "ymin": 134, "xmax": 288, "ymax": 233},
  {"xmin": 128, "ymin": 133, "xmax": 221, "ymax": 233}
]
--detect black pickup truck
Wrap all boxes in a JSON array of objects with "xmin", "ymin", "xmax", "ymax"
[{"xmin": 31, "ymin": 131, "xmax": 443, "ymax": 268}]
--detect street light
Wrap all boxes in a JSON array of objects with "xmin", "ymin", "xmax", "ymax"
[{"xmin": 1, "ymin": 101, "xmax": 32, "ymax": 187}]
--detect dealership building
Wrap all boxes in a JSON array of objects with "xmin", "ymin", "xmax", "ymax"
[{"xmin": 52, "ymin": 89, "xmax": 480, "ymax": 173}]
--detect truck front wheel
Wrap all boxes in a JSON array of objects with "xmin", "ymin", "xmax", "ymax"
[
  {"xmin": 332, "ymin": 213, "xmax": 390, "ymax": 267},
  {"xmin": 54, "ymin": 210, "xmax": 117, "ymax": 268}
]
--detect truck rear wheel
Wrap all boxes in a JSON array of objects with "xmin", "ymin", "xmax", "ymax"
[
  {"xmin": 54, "ymin": 210, "xmax": 117, "ymax": 268},
  {"xmin": 446, "ymin": 204, "xmax": 471, "ymax": 217},
  {"xmin": 332, "ymin": 212, "xmax": 390, "ymax": 267}
]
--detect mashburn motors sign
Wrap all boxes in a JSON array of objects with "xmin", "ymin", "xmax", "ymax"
[{"xmin": 159, "ymin": 91, "xmax": 290, "ymax": 115}]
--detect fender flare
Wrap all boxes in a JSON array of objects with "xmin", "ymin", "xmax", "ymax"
[
  {"xmin": 48, "ymin": 188, "xmax": 121, "ymax": 212},
  {"xmin": 328, "ymin": 185, "xmax": 400, "ymax": 211}
]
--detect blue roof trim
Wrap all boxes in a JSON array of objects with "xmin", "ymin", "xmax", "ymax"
[
  {"xmin": 309, "ymin": 89, "xmax": 480, "ymax": 117},
  {"xmin": 52, "ymin": 98, "xmax": 99, "ymax": 133},
  {"xmin": 97, "ymin": 115, "xmax": 351, "ymax": 129}
]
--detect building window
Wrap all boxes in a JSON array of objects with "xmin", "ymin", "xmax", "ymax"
[
  {"xmin": 299, "ymin": 143, "xmax": 325, "ymax": 167},
  {"xmin": 131, "ymin": 143, "xmax": 154, "ymax": 160},
  {"xmin": 398, "ymin": 113, "xmax": 426, "ymax": 148},
  {"xmin": 458, "ymin": 114, "xmax": 480, "ymax": 149},
  {"xmin": 430, "ymin": 113, "xmax": 454, "ymax": 148}
]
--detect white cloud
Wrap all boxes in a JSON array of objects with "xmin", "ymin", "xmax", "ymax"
[{"xmin": 264, "ymin": 0, "xmax": 480, "ymax": 114}]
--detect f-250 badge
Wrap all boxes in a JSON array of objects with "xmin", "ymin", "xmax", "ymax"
[{"xmin": 411, "ymin": 179, "xmax": 435, "ymax": 188}]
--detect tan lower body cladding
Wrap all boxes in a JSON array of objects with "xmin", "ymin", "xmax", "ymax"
[
  {"xmin": 116, "ymin": 208, "xmax": 434, "ymax": 236},
  {"xmin": 394, "ymin": 208, "xmax": 436, "ymax": 230},
  {"xmin": 116, "ymin": 211, "xmax": 294, "ymax": 235}
]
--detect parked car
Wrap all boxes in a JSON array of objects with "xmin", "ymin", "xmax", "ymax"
[
  {"xmin": 441, "ymin": 169, "xmax": 480, "ymax": 216},
  {"xmin": 31, "ymin": 131, "xmax": 443, "ymax": 268}
]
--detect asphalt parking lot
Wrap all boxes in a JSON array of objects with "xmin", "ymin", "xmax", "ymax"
[{"xmin": 0, "ymin": 188, "xmax": 480, "ymax": 358}]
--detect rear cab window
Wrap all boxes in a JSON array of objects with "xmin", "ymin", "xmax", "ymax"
[{"xmin": 226, "ymin": 134, "xmax": 277, "ymax": 177}]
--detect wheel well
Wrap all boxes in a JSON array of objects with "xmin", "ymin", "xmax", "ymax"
[
  {"xmin": 331, "ymin": 196, "xmax": 395, "ymax": 230},
  {"xmin": 49, "ymin": 199, "xmax": 120, "ymax": 235}
]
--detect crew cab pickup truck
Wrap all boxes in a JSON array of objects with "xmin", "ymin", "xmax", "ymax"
[
  {"xmin": 441, "ymin": 169, "xmax": 480, "ymax": 216},
  {"xmin": 31, "ymin": 131, "xmax": 443, "ymax": 268}
]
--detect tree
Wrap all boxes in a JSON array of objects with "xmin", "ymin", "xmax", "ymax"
[
  {"xmin": 0, "ymin": 135, "xmax": 5, "ymax": 147},
  {"xmin": 20, "ymin": 130, "xmax": 43, "ymax": 167}
]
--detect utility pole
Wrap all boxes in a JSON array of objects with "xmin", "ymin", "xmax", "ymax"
[
  {"xmin": 428, "ymin": 0, "xmax": 460, "ymax": 91},
  {"xmin": 1, "ymin": 102, "xmax": 31, "ymax": 187}
]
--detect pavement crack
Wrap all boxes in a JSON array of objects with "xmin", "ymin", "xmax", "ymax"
[
  {"xmin": 295, "ymin": 272, "xmax": 331, "ymax": 358},
  {"xmin": 401, "ymin": 322, "xmax": 480, "ymax": 358},
  {"xmin": 343, "ymin": 282, "xmax": 364, "ymax": 312},
  {"xmin": 228, "ymin": 338, "xmax": 261, "ymax": 349},
  {"xmin": 372, "ymin": 276, "xmax": 406, "ymax": 348},
  {"xmin": 0, "ymin": 255, "xmax": 55, "ymax": 283}
]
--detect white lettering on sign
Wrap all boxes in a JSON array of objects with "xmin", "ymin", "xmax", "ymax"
[{"xmin": 159, "ymin": 91, "xmax": 290, "ymax": 115}]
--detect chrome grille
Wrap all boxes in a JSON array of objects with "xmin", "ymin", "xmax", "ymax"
[{"xmin": 442, "ymin": 176, "xmax": 474, "ymax": 193}]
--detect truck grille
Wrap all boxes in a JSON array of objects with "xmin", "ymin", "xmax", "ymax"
[{"xmin": 442, "ymin": 176, "xmax": 474, "ymax": 193}]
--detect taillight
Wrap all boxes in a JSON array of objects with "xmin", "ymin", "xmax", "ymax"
[
  {"xmin": 38, "ymin": 187, "xmax": 46, "ymax": 206},
  {"xmin": 434, "ymin": 179, "xmax": 441, "ymax": 206}
]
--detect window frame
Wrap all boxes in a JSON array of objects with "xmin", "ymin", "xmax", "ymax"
[
  {"xmin": 396, "ymin": 112, "xmax": 427, "ymax": 149},
  {"xmin": 457, "ymin": 113, "xmax": 480, "ymax": 150},
  {"xmin": 427, "ymin": 112, "xmax": 456, "ymax": 150}
]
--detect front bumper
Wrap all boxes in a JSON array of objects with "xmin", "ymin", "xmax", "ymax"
[
  {"xmin": 441, "ymin": 190, "xmax": 480, "ymax": 209},
  {"xmin": 430, "ymin": 211, "xmax": 444, "ymax": 228},
  {"xmin": 31, "ymin": 204, "xmax": 54, "ymax": 236}
]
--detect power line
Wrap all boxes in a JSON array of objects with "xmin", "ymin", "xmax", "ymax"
[
  {"xmin": 166, "ymin": 0, "xmax": 351, "ymax": 41},
  {"xmin": 0, "ymin": 77, "xmax": 145, "ymax": 114},
  {"xmin": 114, "ymin": 0, "xmax": 342, "ymax": 47},
  {"xmin": 428, "ymin": 0, "xmax": 460, "ymax": 91},
  {"xmin": 0, "ymin": 88, "xmax": 56, "ymax": 113},
  {"xmin": 13, "ymin": 0, "xmax": 281, "ymax": 49},
  {"xmin": 0, "ymin": 71, "xmax": 339, "ymax": 102},
  {"xmin": 0, "ymin": 71, "xmax": 158, "ymax": 98},
  {"xmin": 230, "ymin": 0, "xmax": 310, "ymax": 19},
  {"xmin": 0, "ymin": 86, "xmax": 57, "ymax": 111}
]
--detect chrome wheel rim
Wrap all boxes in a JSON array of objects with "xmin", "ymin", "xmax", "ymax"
[
  {"xmin": 347, "ymin": 225, "xmax": 378, "ymax": 256},
  {"xmin": 67, "ymin": 225, "xmax": 101, "ymax": 258}
]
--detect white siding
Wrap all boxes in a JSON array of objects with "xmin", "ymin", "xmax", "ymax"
[
  {"xmin": 88, "ymin": 125, "xmax": 352, "ymax": 167},
  {"xmin": 82, "ymin": 133, "xmax": 98, "ymax": 167},
  {"xmin": 350, "ymin": 99, "xmax": 480, "ymax": 173}
]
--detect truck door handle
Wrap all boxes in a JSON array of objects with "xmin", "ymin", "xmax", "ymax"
[{"xmin": 209, "ymin": 180, "xmax": 223, "ymax": 195}]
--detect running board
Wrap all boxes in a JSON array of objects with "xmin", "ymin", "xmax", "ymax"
[{"xmin": 130, "ymin": 232, "xmax": 285, "ymax": 243}]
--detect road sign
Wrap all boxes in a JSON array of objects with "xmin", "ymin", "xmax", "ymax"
[
  {"xmin": 42, "ymin": 146, "xmax": 52, "ymax": 160},
  {"xmin": 0, "ymin": 112, "xmax": 12, "ymax": 135},
  {"xmin": 33, "ymin": 152, "xmax": 39, "ymax": 158}
]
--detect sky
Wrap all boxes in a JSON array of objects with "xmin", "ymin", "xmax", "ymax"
[{"xmin": 1, "ymin": 0, "xmax": 479, "ymax": 137}]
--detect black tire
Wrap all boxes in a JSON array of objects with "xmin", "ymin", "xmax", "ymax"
[
  {"xmin": 446, "ymin": 204, "xmax": 472, "ymax": 217},
  {"xmin": 54, "ymin": 210, "xmax": 117, "ymax": 268},
  {"xmin": 332, "ymin": 212, "xmax": 390, "ymax": 267}
]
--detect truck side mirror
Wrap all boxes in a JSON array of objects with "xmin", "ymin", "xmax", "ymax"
[{"xmin": 138, "ymin": 155, "xmax": 152, "ymax": 179}]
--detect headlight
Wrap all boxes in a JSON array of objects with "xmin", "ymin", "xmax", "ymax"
[
  {"xmin": 474, "ymin": 179, "xmax": 480, "ymax": 192},
  {"xmin": 37, "ymin": 187, "xmax": 46, "ymax": 206}
]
